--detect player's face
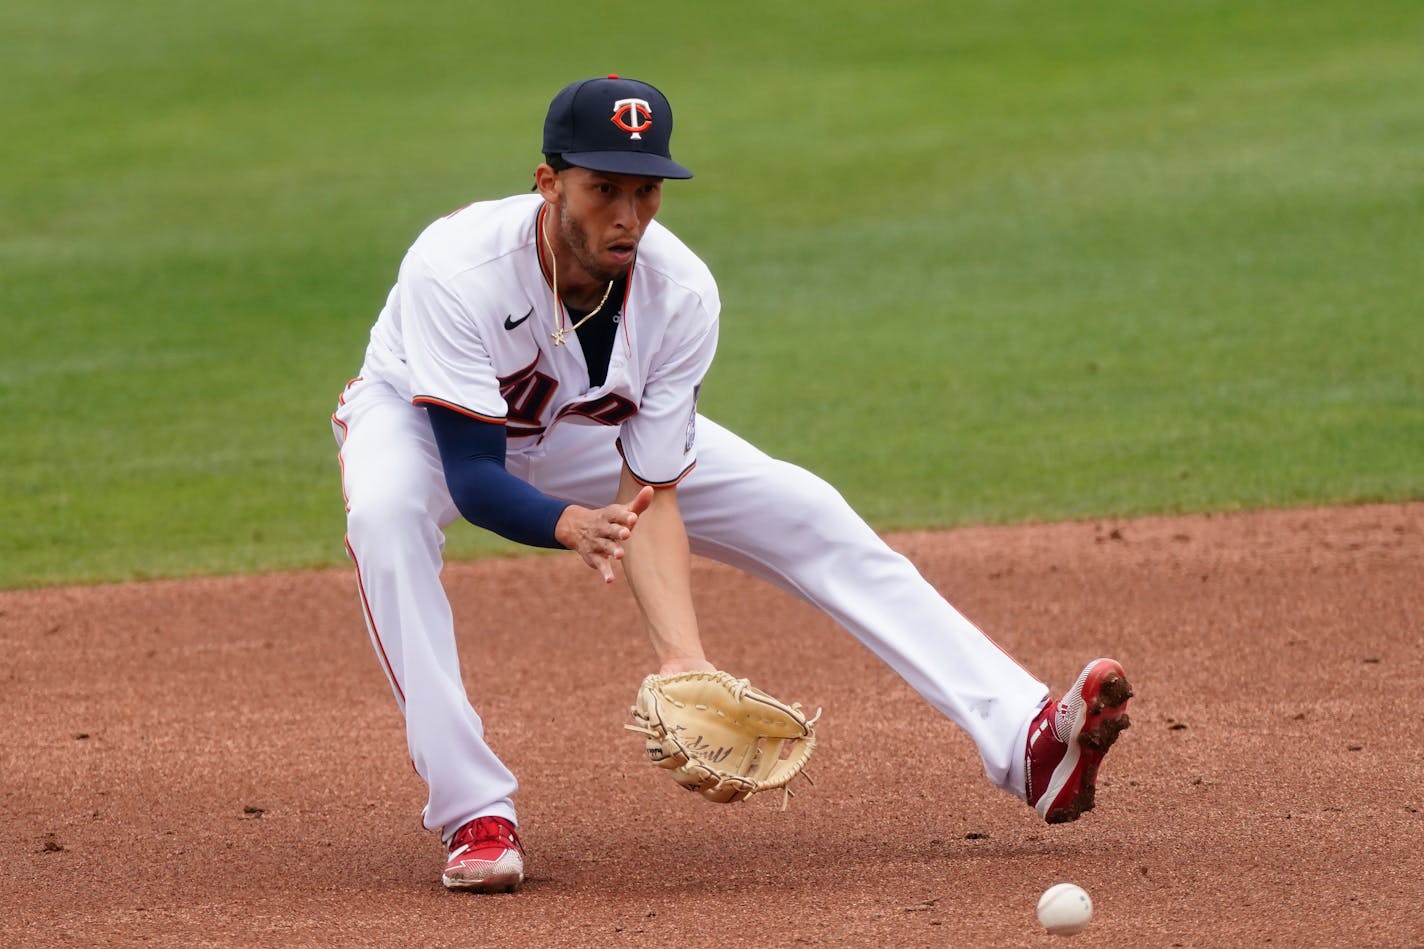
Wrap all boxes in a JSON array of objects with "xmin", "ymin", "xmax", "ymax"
[{"xmin": 554, "ymin": 169, "xmax": 663, "ymax": 282}]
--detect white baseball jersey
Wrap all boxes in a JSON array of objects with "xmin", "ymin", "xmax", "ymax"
[
  {"xmin": 360, "ymin": 193, "xmax": 718, "ymax": 486},
  {"xmin": 334, "ymin": 192, "xmax": 1048, "ymax": 845}
]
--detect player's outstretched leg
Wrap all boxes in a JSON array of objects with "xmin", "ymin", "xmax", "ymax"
[
  {"xmin": 1023, "ymin": 658, "xmax": 1133, "ymax": 823},
  {"xmin": 671, "ymin": 417, "xmax": 1049, "ymax": 792}
]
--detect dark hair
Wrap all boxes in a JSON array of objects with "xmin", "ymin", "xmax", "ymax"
[{"xmin": 532, "ymin": 153, "xmax": 573, "ymax": 191}]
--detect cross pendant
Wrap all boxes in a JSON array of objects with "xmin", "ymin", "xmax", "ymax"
[{"xmin": 550, "ymin": 328, "xmax": 569, "ymax": 346}]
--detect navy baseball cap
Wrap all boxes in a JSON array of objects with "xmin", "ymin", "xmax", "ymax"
[{"xmin": 542, "ymin": 75, "xmax": 693, "ymax": 179}]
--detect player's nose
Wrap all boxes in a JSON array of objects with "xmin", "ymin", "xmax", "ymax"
[{"xmin": 611, "ymin": 193, "xmax": 640, "ymax": 230}]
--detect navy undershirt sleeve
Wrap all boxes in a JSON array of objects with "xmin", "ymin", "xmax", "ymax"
[{"xmin": 425, "ymin": 404, "xmax": 569, "ymax": 549}]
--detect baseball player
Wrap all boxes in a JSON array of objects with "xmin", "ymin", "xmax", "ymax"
[{"xmin": 331, "ymin": 75, "xmax": 1132, "ymax": 893}]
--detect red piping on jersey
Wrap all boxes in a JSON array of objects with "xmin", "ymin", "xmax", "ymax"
[
  {"xmin": 442, "ymin": 200, "xmax": 479, "ymax": 220},
  {"xmin": 411, "ymin": 395, "xmax": 506, "ymax": 424},
  {"xmin": 535, "ymin": 205, "xmax": 553, "ymax": 289},
  {"xmin": 332, "ymin": 377, "xmax": 362, "ymax": 513},
  {"xmin": 332, "ymin": 377, "xmax": 406, "ymax": 705},
  {"xmin": 332, "ymin": 413, "xmax": 351, "ymax": 512},
  {"xmin": 534, "ymin": 203, "xmax": 637, "ymax": 346},
  {"xmin": 618, "ymin": 269, "xmax": 634, "ymax": 358},
  {"xmin": 982, "ymin": 629, "xmax": 1040, "ymax": 683},
  {"xmin": 344, "ymin": 534, "xmax": 407, "ymax": 707},
  {"xmin": 615, "ymin": 437, "xmax": 696, "ymax": 488}
]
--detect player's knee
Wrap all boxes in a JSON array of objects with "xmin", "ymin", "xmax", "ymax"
[
  {"xmin": 346, "ymin": 489, "xmax": 434, "ymax": 549},
  {"xmin": 770, "ymin": 463, "xmax": 855, "ymax": 530}
]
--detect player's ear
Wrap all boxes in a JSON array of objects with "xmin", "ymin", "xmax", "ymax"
[{"xmin": 533, "ymin": 163, "xmax": 560, "ymax": 201}]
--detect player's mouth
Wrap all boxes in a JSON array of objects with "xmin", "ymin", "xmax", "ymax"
[{"xmin": 605, "ymin": 241, "xmax": 637, "ymax": 268}]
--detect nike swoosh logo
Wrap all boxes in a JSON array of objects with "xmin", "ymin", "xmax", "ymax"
[{"xmin": 503, "ymin": 307, "xmax": 534, "ymax": 331}]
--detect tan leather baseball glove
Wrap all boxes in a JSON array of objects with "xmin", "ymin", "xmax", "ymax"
[{"xmin": 626, "ymin": 670, "xmax": 820, "ymax": 806}]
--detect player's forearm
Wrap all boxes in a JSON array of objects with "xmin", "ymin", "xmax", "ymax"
[
  {"xmin": 616, "ymin": 474, "xmax": 709, "ymax": 673},
  {"xmin": 426, "ymin": 404, "xmax": 569, "ymax": 548}
]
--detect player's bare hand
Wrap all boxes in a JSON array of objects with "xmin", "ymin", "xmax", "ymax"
[{"xmin": 556, "ymin": 486, "xmax": 655, "ymax": 583}]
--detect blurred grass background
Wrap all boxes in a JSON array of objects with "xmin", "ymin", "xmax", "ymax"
[{"xmin": 2, "ymin": 0, "xmax": 1420, "ymax": 588}]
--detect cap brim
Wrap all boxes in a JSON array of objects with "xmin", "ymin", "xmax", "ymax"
[{"xmin": 561, "ymin": 150, "xmax": 693, "ymax": 180}]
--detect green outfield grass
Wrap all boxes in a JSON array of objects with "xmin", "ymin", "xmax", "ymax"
[{"xmin": 2, "ymin": 1, "xmax": 1420, "ymax": 588}]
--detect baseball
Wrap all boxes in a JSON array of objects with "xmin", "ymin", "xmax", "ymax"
[{"xmin": 1036, "ymin": 882, "xmax": 1093, "ymax": 935}]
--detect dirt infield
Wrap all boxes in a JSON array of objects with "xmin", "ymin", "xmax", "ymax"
[{"xmin": 4, "ymin": 503, "xmax": 1421, "ymax": 947}]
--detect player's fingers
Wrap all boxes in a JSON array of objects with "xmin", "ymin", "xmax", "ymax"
[
  {"xmin": 581, "ymin": 532, "xmax": 625, "ymax": 562},
  {"xmin": 596, "ymin": 545, "xmax": 624, "ymax": 583},
  {"xmin": 580, "ymin": 545, "xmax": 612, "ymax": 578},
  {"xmin": 591, "ymin": 519, "xmax": 631, "ymax": 542},
  {"xmin": 603, "ymin": 507, "xmax": 638, "ymax": 532},
  {"xmin": 626, "ymin": 485, "xmax": 655, "ymax": 517}
]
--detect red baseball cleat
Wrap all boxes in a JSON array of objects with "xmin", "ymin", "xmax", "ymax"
[
  {"xmin": 441, "ymin": 816, "xmax": 525, "ymax": 893},
  {"xmin": 1025, "ymin": 658, "xmax": 1133, "ymax": 824}
]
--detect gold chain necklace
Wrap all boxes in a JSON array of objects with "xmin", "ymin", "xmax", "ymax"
[{"xmin": 542, "ymin": 211, "xmax": 614, "ymax": 347}]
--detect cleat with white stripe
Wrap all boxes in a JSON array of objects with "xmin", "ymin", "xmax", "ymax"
[
  {"xmin": 441, "ymin": 816, "xmax": 525, "ymax": 893},
  {"xmin": 1025, "ymin": 658, "xmax": 1133, "ymax": 824}
]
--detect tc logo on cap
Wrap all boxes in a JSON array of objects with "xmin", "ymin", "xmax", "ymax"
[{"xmin": 611, "ymin": 98, "xmax": 653, "ymax": 140}]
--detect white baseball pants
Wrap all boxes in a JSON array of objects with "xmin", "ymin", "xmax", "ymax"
[{"xmin": 333, "ymin": 378, "xmax": 1048, "ymax": 840}]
